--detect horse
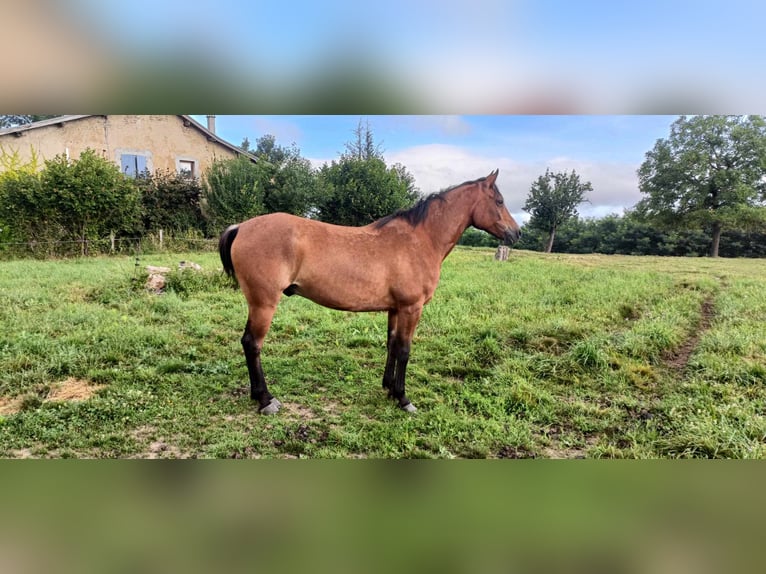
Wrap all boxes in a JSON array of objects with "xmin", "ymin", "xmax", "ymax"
[{"xmin": 219, "ymin": 169, "xmax": 521, "ymax": 414}]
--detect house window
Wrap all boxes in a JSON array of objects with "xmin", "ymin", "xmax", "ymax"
[
  {"xmin": 121, "ymin": 154, "xmax": 148, "ymax": 177},
  {"xmin": 177, "ymin": 159, "xmax": 196, "ymax": 177}
]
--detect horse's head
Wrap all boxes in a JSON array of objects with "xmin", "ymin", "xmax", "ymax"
[{"xmin": 471, "ymin": 169, "xmax": 521, "ymax": 245}]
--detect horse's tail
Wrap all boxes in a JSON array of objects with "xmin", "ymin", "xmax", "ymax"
[{"xmin": 219, "ymin": 224, "xmax": 240, "ymax": 286}]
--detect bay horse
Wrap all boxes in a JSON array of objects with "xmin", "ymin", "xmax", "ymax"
[{"xmin": 219, "ymin": 169, "xmax": 521, "ymax": 414}]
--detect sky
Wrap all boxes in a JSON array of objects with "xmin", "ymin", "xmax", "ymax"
[
  {"xmin": 6, "ymin": 1, "xmax": 764, "ymax": 113},
  {"xmin": 64, "ymin": 0, "xmax": 764, "ymax": 112},
  {"xmin": 191, "ymin": 115, "xmax": 677, "ymax": 224}
]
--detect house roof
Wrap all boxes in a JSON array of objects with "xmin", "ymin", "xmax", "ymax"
[{"xmin": 0, "ymin": 115, "xmax": 257, "ymax": 162}]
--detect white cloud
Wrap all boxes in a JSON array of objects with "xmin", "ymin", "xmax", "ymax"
[
  {"xmin": 545, "ymin": 156, "xmax": 643, "ymax": 217},
  {"xmin": 385, "ymin": 145, "xmax": 643, "ymax": 224}
]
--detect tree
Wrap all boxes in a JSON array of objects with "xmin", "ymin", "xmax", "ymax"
[
  {"xmin": 636, "ymin": 115, "xmax": 766, "ymax": 257},
  {"xmin": 202, "ymin": 155, "xmax": 263, "ymax": 234},
  {"xmin": 523, "ymin": 168, "xmax": 592, "ymax": 252},
  {"xmin": 344, "ymin": 118, "xmax": 383, "ymax": 160},
  {"xmin": 316, "ymin": 157, "xmax": 419, "ymax": 226},
  {"xmin": 314, "ymin": 120, "xmax": 418, "ymax": 226},
  {"xmin": 252, "ymin": 134, "xmax": 317, "ymax": 216}
]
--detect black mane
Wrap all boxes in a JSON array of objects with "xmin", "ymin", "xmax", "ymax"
[
  {"xmin": 374, "ymin": 176, "xmax": 491, "ymax": 229},
  {"xmin": 374, "ymin": 191, "xmax": 447, "ymax": 229}
]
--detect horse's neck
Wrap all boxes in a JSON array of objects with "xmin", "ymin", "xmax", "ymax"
[{"xmin": 420, "ymin": 186, "xmax": 474, "ymax": 259}]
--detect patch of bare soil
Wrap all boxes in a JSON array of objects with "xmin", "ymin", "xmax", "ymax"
[
  {"xmin": 144, "ymin": 441, "xmax": 187, "ymax": 459},
  {"xmin": 8, "ymin": 448, "xmax": 35, "ymax": 459},
  {"xmin": 541, "ymin": 436, "xmax": 600, "ymax": 459},
  {"xmin": 496, "ymin": 445, "xmax": 536, "ymax": 459},
  {"xmin": 128, "ymin": 425, "xmax": 191, "ymax": 459},
  {"xmin": 0, "ymin": 396, "xmax": 24, "ymax": 416},
  {"xmin": 280, "ymin": 401, "xmax": 320, "ymax": 421},
  {"xmin": 46, "ymin": 377, "xmax": 105, "ymax": 402},
  {"xmin": 0, "ymin": 378, "xmax": 104, "ymax": 416},
  {"xmin": 665, "ymin": 296, "xmax": 715, "ymax": 372},
  {"xmin": 280, "ymin": 399, "xmax": 344, "ymax": 420}
]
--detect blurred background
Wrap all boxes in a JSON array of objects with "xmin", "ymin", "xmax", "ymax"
[
  {"xmin": 4, "ymin": 0, "xmax": 765, "ymax": 113},
  {"xmin": 1, "ymin": 462, "xmax": 765, "ymax": 573}
]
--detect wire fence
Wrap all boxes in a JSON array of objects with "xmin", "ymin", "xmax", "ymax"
[{"xmin": 0, "ymin": 231, "xmax": 219, "ymax": 260}]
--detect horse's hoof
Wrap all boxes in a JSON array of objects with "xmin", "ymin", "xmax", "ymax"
[
  {"xmin": 259, "ymin": 398, "xmax": 281, "ymax": 415},
  {"xmin": 400, "ymin": 402, "xmax": 417, "ymax": 413}
]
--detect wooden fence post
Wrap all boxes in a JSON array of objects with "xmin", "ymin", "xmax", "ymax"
[
  {"xmin": 494, "ymin": 245, "xmax": 510, "ymax": 261},
  {"xmin": 159, "ymin": 229, "xmax": 164, "ymax": 250},
  {"xmin": 110, "ymin": 231, "xmax": 115, "ymax": 254}
]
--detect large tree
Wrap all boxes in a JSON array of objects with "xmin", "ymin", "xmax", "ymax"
[
  {"xmin": 252, "ymin": 134, "xmax": 317, "ymax": 217},
  {"xmin": 315, "ymin": 121, "xmax": 419, "ymax": 226},
  {"xmin": 202, "ymin": 155, "xmax": 264, "ymax": 234},
  {"xmin": 523, "ymin": 168, "xmax": 592, "ymax": 253},
  {"xmin": 636, "ymin": 115, "xmax": 766, "ymax": 257}
]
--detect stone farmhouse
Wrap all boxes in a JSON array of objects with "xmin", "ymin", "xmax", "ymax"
[{"xmin": 0, "ymin": 115, "xmax": 255, "ymax": 178}]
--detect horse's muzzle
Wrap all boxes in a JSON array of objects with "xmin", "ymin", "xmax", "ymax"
[{"xmin": 503, "ymin": 227, "xmax": 521, "ymax": 245}]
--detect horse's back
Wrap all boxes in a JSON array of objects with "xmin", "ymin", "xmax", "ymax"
[{"xmin": 233, "ymin": 213, "xmax": 365, "ymax": 255}]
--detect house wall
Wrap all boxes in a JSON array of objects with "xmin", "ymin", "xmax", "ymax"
[{"xmin": 0, "ymin": 115, "xmax": 240, "ymax": 177}]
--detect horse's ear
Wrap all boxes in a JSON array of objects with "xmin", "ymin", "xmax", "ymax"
[{"xmin": 486, "ymin": 169, "xmax": 499, "ymax": 185}]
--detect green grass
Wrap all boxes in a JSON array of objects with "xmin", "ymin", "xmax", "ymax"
[{"xmin": 1, "ymin": 248, "xmax": 765, "ymax": 458}]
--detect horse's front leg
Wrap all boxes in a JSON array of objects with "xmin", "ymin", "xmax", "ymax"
[
  {"xmin": 385, "ymin": 305, "xmax": 422, "ymax": 413},
  {"xmin": 382, "ymin": 310, "xmax": 397, "ymax": 393}
]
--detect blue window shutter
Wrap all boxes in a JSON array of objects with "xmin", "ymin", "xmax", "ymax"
[
  {"xmin": 121, "ymin": 154, "xmax": 136, "ymax": 176},
  {"xmin": 120, "ymin": 154, "xmax": 147, "ymax": 177},
  {"xmin": 137, "ymin": 155, "xmax": 147, "ymax": 175}
]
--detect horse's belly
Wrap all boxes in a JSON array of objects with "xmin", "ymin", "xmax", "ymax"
[
  {"xmin": 294, "ymin": 274, "xmax": 394, "ymax": 312},
  {"xmin": 294, "ymin": 252, "xmax": 436, "ymax": 311}
]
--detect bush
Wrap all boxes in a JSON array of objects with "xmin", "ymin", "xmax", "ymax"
[
  {"xmin": 137, "ymin": 169, "xmax": 206, "ymax": 234},
  {"xmin": 42, "ymin": 149, "xmax": 141, "ymax": 252},
  {"xmin": 1, "ymin": 147, "xmax": 141, "ymax": 255}
]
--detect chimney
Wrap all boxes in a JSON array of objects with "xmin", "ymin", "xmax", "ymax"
[{"xmin": 206, "ymin": 115, "xmax": 216, "ymax": 134}]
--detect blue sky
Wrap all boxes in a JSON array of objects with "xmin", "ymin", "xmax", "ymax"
[
  {"xmin": 56, "ymin": 1, "xmax": 765, "ymax": 113},
  {"xmin": 10, "ymin": 1, "xmax": 761, "ymax": 114},
  {"xmin": 192, "ymin": 115, "xmax": 677, "ymax": 222}
]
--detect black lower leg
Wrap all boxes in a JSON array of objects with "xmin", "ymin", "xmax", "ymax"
[
  {"xmin": 390, "ymin": 340, "xmax": 411, "ymax": 408},
  {"xmin": 382, "ymin": 312, "xmax": 396, "ymax": 390},
  {"xmin": 382, "ymin": 341, "xmax": 396, "ymax": 391},
  {"xmin": 241, "ymin": 323, "xmax": 273, "ymax": 409}
]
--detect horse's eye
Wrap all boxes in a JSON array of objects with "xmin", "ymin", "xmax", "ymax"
[{"xmin": 496, "ymin": 198, "xmax": 504, "ymax": 206}]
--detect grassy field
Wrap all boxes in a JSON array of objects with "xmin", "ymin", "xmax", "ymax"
[{"xmin": 1, "ymin": 248, "xmax": 764, "ymax": 458}]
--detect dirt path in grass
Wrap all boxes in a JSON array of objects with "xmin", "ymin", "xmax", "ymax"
[{"xmin": 664, "ymin": 295, "xmax": 716, "ymax": 372}]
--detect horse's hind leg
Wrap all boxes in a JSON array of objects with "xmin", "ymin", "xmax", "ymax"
[{"xmin": 241, "ymin": 304, "xmax": 280, "ymax": 414}]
